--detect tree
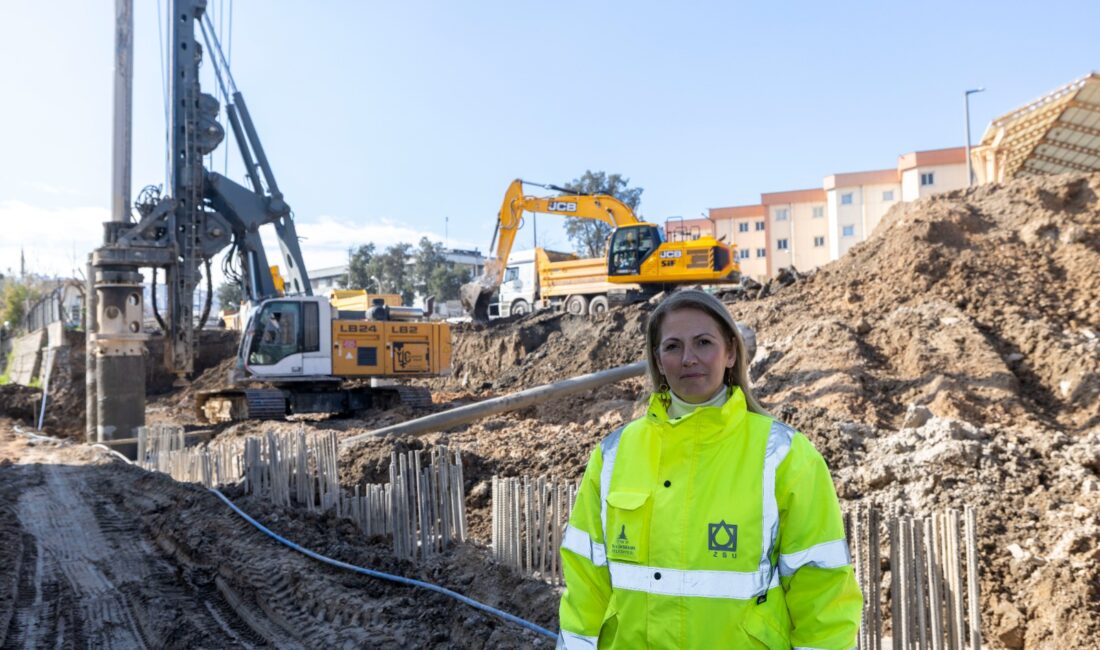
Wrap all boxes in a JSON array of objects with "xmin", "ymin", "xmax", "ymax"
[
  {"xmin": 370, "ymin": 243, "xmax": 414, "ymax": 304},
  {"xmin": 343, "ymin": 243, "xmax": 376, "ymax": 290},
  {"xmin": 561, "ymin": 171, "xmax": 644, "ymax": 257},
  {"xmin": 215, "ymin": 281, "xmax": 243, "ymax": 311},
  {"xmin": 410, "ymin": 237, "xmax": 470, "ymax": 302},
  {"xmin": 0, "ymin": 279, "xmax": 43, "ymax": 332}
]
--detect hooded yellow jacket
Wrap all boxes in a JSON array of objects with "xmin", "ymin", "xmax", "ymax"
[{"xmin": 557, "ymin": 388, "xmax": 862, "ymax": 649}]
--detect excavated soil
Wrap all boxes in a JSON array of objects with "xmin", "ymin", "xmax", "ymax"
[
  {"xmin": 2, "ymin": 172, "xmax": 1098, "ymax": 648},
  {"xmin": 0, "ymin": 425, "xmax": 553, "ymax": 648}
]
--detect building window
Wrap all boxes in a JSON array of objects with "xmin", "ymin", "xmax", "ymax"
[
  {"xmin": 755, "ymin": 221, "xmax": 765, "ymax": 231},
  {"xmin": 842, "ymin": 225, "xmax": 856, "ymax": 237},
  {"xmin": 814, "ymin": 236, "xmax": 825, "ymax": 247},
  {"xmin": 756, "ymin": 248, "xmax": 766, "ymax": 258},
  {"xmin": 775, "ymin": 208, "xmax": 789, "ymax": 221},
  {"xmin": 841, "ymin": 193, "xmax": 854, "ymax": 205},
  {"xmin": 738, "ymin": 222, "xmax": 749, "ymax": 233},
  {"xmin": 883, "ymin": 190, "xmax": 895, "ymax": 201},
  {"xmin": 920, "ymin": 172, "xmax": 935, "ymax": 186},
  {"xmin": 738, "ymin": 249, "xmax": 750, "ymax": 259},
  {"xmin": 777, "ymin": 239, "xmax": 789, "ymax": 250},
  {"xmin": 812, "ymin": 206, "xmax": 824, "ymax": 219}
]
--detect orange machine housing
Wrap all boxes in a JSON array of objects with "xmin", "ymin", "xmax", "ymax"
[{"xmin": 331, "ymin": 320, "xmax": 452, "ymax": 377}]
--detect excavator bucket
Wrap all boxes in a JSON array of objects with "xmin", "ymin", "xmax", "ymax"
[{"xmin": 460, "ymin": 274, "xmax": 497, "ymax": 323}]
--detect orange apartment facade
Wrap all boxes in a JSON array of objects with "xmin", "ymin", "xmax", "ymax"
[{"xmin": 688, "ymin": 146, "xmax": 968, "ymax": 280}]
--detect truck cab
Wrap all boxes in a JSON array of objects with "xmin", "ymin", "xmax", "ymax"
[{"xmin": 496, "ymin": 249, "xmax": 540, "ymax": 317}]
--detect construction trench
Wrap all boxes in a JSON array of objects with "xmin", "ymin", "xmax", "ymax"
[{"xmin": 1, "ymin": 172, "xmax": 1099, "ymax": 648}]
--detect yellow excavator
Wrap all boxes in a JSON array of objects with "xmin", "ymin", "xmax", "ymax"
[{"xmin": 461, "ymin": 179, "xmax": 740, "ymax": 320}]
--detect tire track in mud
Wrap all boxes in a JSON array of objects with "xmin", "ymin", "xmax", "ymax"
[
  {"xmin": 3, "ymin": 461, "xmax": 258, "ymax": 649},
  {"xmin": 0, "ymin": 432, "xmax": 553, "ymax": 648}
]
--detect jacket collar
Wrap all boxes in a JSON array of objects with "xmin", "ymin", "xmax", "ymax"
[{"xmin": 646, "ymin": 386, "xmax": 749, "ymax": 443}]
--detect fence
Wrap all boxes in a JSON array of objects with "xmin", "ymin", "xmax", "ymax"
[
  {"xmin": 490, "ymin": 476, "xmax": 579, "ymax": 585},
  {"xmin": 137, "ymin": 424, "xmax": 467, "ymax": 561},
  {"xmin": 848, "ymin": 505, "xmax": 982, "ymax": 650},
  {"xmin": 488, "ymin": 482, "xmax": 982, "ymax": 645},
  {"xmin": 138, "ymin": 424, "xmax": 244, "ymax": 486}
]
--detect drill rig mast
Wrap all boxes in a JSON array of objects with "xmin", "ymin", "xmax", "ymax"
[{"xmin": 90, "ymin": 0, "xmax": 309, "ymax": 456}]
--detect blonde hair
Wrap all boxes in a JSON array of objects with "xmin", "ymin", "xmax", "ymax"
[{"xmin": 644, "ymin": 289, "xmax": 771, "ymax": 416}]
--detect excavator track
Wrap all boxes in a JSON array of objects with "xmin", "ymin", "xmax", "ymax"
[
  {"xmin": 196, "ymin": 389, "xmax": 287, "ymax": 423},
  {"xmin": 197, "ymin": 385, "xmax": 433, "ymax": 423},
  {"xmin": 388, "ymin": 385, "xmax": 433, "ymax": 408}
]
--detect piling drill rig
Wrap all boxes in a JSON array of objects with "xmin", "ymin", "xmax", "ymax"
[{"xmin": 90, "ymin": 1, "xmax": 439, "ymax": 454}]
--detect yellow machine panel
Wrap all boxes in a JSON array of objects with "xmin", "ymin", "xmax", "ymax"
[
  {"xmin": 329, "ymin": 290, "xmax": 402, "ymax": 311},
  {"xmin": 331, "ymin": 320, "xmax": 451, "ymax": 377},
  {"xmin": 609, "ymin": 239, "xmax": 739, "ymax": 285}
]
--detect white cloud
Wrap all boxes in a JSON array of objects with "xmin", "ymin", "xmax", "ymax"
[
  {"xmin": 0, "ymin": 201, "xmax": 106, "ymax": 277},
  {"xmin": 0, "ymin": 201, "xmax": 482, "ymax": 284},
  {"xmin": 17, "ymin": 180, "xmax": 83, "ymax": 197},
  {"xmin": 260, "ymin": 214, "xmax": 482, "ymax": 271}
]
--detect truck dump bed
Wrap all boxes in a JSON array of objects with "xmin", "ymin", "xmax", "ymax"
[{"xmin": 535, "ymin": 249, "xmax": 638, "ymax": 297}]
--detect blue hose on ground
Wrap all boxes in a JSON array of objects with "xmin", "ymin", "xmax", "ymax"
[
  {"xmin": 86, "ymin": 439, "xmax": 556, "ymax": 640},
  {"xmin": 208, "ymin": 488, "xmax": 557, "ymax": 640}
]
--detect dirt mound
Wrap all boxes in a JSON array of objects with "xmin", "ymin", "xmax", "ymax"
[
  {"xmin": 0, "ymin": 379, "xmax": 83, "ymax": 437},
  {"xmin": 123, "ymin": 173, "xmax": 1099, "ymax": 647},
  {"xmin": 408, "ymin": 172, "xmax": 1100, "ymax": 646},
  {"xmin": 729, "ymin": 173, "xmax": 1100, "ymax": 646},
  {"xmin": 738, "ymin": 173, "xmax": 1100, "ymax": 433},
  {"xmin": 436, "ymin": 306, "xmax": 649, "ymax": 392}
]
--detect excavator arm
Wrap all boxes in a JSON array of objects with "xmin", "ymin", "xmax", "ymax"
[{"xmin": 461, "ymin": 179, "xmax": 640, "ymax": 319}]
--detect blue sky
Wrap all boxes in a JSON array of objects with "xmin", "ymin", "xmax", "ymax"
[{"xmin": 1, "ymin": 1, "xmax": 1096, "ymax": 280}]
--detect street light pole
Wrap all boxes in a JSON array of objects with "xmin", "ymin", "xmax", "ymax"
[{"xmin": 965, "ymin": 87, "xmax": 986, "ymax": 187}]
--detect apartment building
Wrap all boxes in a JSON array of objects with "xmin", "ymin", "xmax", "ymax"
[
  {"xmin": 897, "ymin": 147, "xmax": 968, "ymax": 202},
  {"xmin": 709, "ymin": 146, "xmax": 968, "ymax": 278},
  {"xmin": 664, "ymin": 217, "xmax": 714, "ymax": 240},
  {"xmin": 761, "ymin": 188, "xmax": 828, "ymax": 276},
  {"xmin": 824, "ymin": 169, "xmax": 899, "ymax": 259},
  {"xmin": 707, "ymin": 205, "xmax": 769, "ymax": 279}
]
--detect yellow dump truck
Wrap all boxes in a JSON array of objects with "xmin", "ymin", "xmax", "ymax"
[{"xmin": 495, "ymin": 248, "xmax": 644, "ymax": 317}]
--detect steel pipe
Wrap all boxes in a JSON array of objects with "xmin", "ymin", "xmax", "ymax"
[{"xmin": 341, "ymin": 360, "xmax": 647, "ymax": 447}]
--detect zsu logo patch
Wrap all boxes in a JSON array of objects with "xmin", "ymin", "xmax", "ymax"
[
  {"xmin": 609, "ymin": 524, "xmax": 638, "ymax": 560},
  {"xmin": 708, "ymin": 520, "xmax": 738, "ymax": 556}
]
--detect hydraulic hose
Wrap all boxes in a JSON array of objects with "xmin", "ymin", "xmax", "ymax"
[
  {"xmin": 83, "ymin": 441, "xmax": 556, "ymax": 641},
  {"xmin": 207, "ymin": 488, "xmax": 556, "ymax": 640}
]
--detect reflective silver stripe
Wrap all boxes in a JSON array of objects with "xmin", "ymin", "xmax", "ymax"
[
  {"xmin": 557, "ymin": 629, "xmax": 599, "ymax": 649},
  {"xmin": 759, "ymin": 421, "xmax": 796, "ymax": 579},
  {"xmin": 561, "ymin": 524, "xmax": 607, "ymax": 567},
  {"xmin": 609, "ymin": 561, "xmax": 779, "ymax": 600},
  {"xmin": 598, "ymin": 425, "xmax": 627, "ymax": 559},
  {"xmin": 779, "ymin": 538, "xmax": 851, "ymax": 576}
]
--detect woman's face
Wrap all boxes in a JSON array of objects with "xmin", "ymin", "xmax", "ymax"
[{"xmin": 655, "ymin": 308, "xmax": 736, "ymax": 404}]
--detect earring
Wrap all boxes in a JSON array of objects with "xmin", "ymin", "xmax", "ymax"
[{"xmin": 658, "ymin": 375, "xmax": 670, "ymax": 394}]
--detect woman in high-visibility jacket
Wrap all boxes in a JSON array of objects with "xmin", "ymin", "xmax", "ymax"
[{"xmin": 558, "ymin": 290, "xmax": 862, "ymax": 649}]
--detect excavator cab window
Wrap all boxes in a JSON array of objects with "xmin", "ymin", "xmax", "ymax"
[
  {"xmin": 249, "ymin": 301, "xmax": 302, "ymax": 365},
  {"xmin": 608, "ymin": 225, "xmax": 660, "ymax": 276}
]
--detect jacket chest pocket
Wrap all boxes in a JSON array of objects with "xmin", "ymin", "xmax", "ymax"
[{"xmin": 604, "ymin": 491, "xmax": 651, "ymax": 564}]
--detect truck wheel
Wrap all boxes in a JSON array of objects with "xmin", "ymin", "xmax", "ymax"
[
  {"xmin": 564, "ymin": 295, "xmax": 588, "ymax": 316},
  {"xmin": 510, "ymin": 300, "xmax": 531, "ymax": 317},
  {"xmin": 588, "ymin": 296, "xmax": 609, "ymax": 317}
]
